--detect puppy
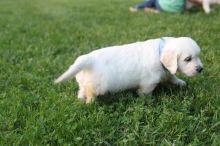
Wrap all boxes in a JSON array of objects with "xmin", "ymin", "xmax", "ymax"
[
  {"xmin": 55, "ymin": 37, "xmax": 203, "ymax": 103},
  {"xmin": 187, "ymin": 0, "xmax": 220, "ymax": 13}
]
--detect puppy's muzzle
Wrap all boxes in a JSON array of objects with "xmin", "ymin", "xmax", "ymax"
[{"xmin": 196, "ymin": 66, "xmax": 203, "ymax": 73}]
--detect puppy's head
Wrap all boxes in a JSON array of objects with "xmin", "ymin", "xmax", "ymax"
[
  {"xmin": 160, "ymin": 37, "xmax": 203, "ymax": 77},
  {"xmin": 214, "ymin": 0, "xmax": 220, "ymax": 4}
]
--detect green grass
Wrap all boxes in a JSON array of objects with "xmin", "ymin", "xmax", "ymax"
[{"xmin": 0, "ymin": 0, "xmax": 220, "ymax": 145}]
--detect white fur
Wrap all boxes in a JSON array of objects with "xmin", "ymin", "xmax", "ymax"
[
  {"xmin": 187, "ymin": 0, "xmax": 220, "ymax": 13},
  {"xmin": 55, "ymin": 37, "xmax": 203, "ymax": 103}
]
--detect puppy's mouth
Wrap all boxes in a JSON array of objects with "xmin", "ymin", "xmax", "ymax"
[
  {"xmin": 184, "ymin": 69, "xmax": 202, "ymax": 77},
  {"xmin": 179, "ymin": 65, "xmax": 203, "ymax": 77}
]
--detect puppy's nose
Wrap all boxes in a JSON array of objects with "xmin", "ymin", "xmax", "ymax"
[{"xmin": 196, "ymin": 66, "xmax": 203, "ymax": 73}]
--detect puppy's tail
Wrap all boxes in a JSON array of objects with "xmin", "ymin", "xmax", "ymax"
[{"xmin": 54, "ymin": 55, "xmax": 91, "ymax": 84}]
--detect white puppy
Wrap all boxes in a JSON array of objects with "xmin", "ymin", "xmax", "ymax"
[
  {"xmin": 55, "ymin": 37, "xmax": 203, "ymax": 103},
  {"xmin": 187, "ymin": 0, "xmax": 220, "ymax": 13}
]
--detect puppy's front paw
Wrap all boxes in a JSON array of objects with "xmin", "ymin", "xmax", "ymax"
[
  {"xmin": 204, "ymin": 8, "xmax": 211, "ymax": 14},
  {"xmin": 175, "ymin": 79, "xmax": 186, "ymax": 87},
  {"xmin": 170, "ymin": 75, "xmax": 187, "ymax": 87}
]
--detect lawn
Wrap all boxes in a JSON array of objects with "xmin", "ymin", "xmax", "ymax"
[{"xmin": 0, "ymin": 0, "xmax": 220, "ymax": 145}]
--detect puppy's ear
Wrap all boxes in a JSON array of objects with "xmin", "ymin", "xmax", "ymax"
[{"xmin": 160, "ymin": 50, "xmax": 178, "ymax": 74}]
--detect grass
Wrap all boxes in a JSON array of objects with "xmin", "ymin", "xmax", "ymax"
[{"xmin": 0, "ymin": 0, "xmax": 220, "ymax": 145}]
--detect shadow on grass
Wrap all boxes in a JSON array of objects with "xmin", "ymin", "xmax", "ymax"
[
  {"xmin": 95, "ymin": 83, "xmax": 196, "ymax": 106},
  {"xmin": 186, "ymin": 6, "xmax": 202, "ymax": 14}
]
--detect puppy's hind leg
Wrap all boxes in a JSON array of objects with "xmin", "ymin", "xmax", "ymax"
[
  {"xmin": 85, "ymin": 82, "xmax": 96, "ymax": 104},
  {"xmin": 77, "ymin": 87, "xmax": 86, "ymax": 102},
  {"xmin": 77, "ymin": 71, "xmax": 96, "ymax": 103},
  {"xmin": 76, "ymin": 72, "xmax": 86, "ymax": 102}
]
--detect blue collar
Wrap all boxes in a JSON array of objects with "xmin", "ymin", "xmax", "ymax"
[
  {"xmin": 159, "ymin": 38, "xmax": 165, "ymax": 57},
  {"xmin": 159, "ymin": 38, "xmax": 169, "ymax": 71}
]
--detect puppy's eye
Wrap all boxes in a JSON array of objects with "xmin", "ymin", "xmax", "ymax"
[{"xmin": 184, "ymin": 56, "xmax": 192, "ymax": 62}]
